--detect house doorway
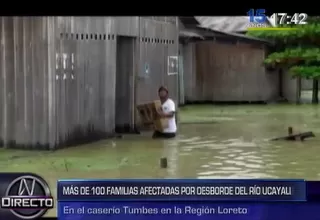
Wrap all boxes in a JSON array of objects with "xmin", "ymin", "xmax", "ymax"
[{"xmin": 115, "ymin": 36, "xmax": 135, "ymax": 133}]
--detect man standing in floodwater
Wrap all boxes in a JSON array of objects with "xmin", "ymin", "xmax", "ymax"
[{"xmin": 152, "ymin": 86, "xmax": 177, "ymax": 139}]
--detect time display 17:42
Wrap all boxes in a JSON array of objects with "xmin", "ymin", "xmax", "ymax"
[
  {"xmin": 247, "ymin": 9, "xmax": 308, "ymax": 26},
  {"xmin": 271, "ymin": 13, "xmax": 308, "ymax": 25}
]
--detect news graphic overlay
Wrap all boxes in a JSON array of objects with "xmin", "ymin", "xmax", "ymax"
[
  {"xmin": 0, "ymin": 173, "xmax": 54, "ymax": 219},
  {"xmin": 57, "ymin": 179, "xmax": 307, "ymax": 220},
  {"xmin": 246, "ymin": 9, "xmax": 309, "ymax": 30},
  {"xmin": 58, "ymin": 179, "xmax": 306, "ymax": 201}
]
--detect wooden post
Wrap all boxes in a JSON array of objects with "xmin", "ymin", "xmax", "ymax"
[{"xmin": 160, "ymin": 157, "xmax": 168, "ymax": 168}]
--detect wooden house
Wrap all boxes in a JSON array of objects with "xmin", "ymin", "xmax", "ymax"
[
  {"xmin": 0, "ymin": 16, "xmax": 179, "ymax": 149},
  {"xmin": 178, "ymin": 16, "xmax": 301, "ymax": 105}
]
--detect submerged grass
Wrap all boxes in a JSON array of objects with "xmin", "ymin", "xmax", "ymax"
[
  {"xmin": 180, "ymin": 103, "xmax": 320, "ymax": 116},
  {"xmin": 0, "ymin": 141, "xmax": 120, "ymax": 172}
]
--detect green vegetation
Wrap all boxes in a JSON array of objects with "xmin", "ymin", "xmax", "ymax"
[
  {"xmin": 248, "ymin": 18, "xmax": 320, "ymax": 103},
  {"xmin": 248, "ymin": 23, "xmax": 320, "ymax": 44}
]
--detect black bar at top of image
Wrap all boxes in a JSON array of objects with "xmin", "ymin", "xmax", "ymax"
[{"xmin": 0, "ymin": 4, "xmax": 316, "ymax": 16}]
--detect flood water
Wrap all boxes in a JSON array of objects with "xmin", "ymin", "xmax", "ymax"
[{"xmin": 1, "ymin": 104, "xmax": 320, "ymax": 216}]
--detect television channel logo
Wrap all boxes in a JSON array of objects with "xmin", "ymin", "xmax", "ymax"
[{"xmin": 0, "ymin": 174, "xmax": 54, "ymax": 219}]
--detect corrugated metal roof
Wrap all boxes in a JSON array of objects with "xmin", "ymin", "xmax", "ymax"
[
  {"xmin": 195, "ymin": 16, "xmax": 270, "ymax": 33},
  {"xmin": 179, "ymin": 30, "xmax": 204, "ymax": 39},
  {"xmin": 197, "ymin": 27, "xmax": 272, "ymax": 44},
  {"xmin": 178, "ymin": 17, "xmax": 273, "ymax": 45}
]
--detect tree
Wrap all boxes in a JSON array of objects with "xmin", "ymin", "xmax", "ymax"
[{"xmin": 247, "ymin": 19, "xmax": 320, "ymax": 103}]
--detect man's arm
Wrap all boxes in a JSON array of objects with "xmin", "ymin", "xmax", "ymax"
[
  {"xmin": 162, "ymin": 111, "xmax": 175, "ymax": 118},
  {"xmin": 158, "ymin": 100, "xmax": 175, "ymax": 118}
]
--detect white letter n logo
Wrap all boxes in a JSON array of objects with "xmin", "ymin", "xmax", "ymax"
[{"xmin": 18, "ymin": 178, "xmax": 36, "ymax": 196}]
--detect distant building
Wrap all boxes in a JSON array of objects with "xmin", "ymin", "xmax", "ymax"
[{"xmin": 178, "ymin": 16, "xmax": 300, "ymax": 105}]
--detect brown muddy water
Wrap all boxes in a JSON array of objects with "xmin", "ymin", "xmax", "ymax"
[{"xmin": 1, "ymin": 104, "xmax": 320, "ymax": 216}]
